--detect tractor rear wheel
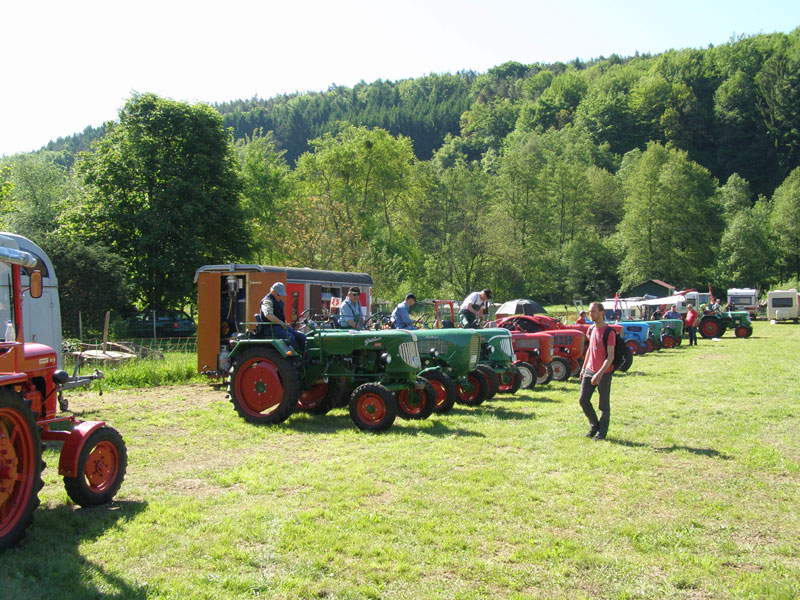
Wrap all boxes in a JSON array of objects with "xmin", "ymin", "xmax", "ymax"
[
  {"xmin": 297, "ymin": 378, "xmax": 341, "ymax": 415},
  {"xmin": 661, "ymin": 335, "xmax": 676, "ymax": 349},
  {"xmin": 229, "ymin": 347, "xmax": 300, "ymax": 424},
  {"xmin": 513, "ymin": 361, "xmax": 536, "ymax": 390},
  {"xmin": 646, "ymin": 338, "xmax": 655, "ymax": 353},
  {"xmin": 0, "ymin": 389, "xmax": 43, "ymax": 551},
  {"xmin": 699, "ymin": 317, "xmax": 723, "ymax": 339},
  {"xmin": 476, "ymin": 365, "xmax": 499, "ymax": 399},
  {"xmin": 396, "ymin": 378, "xmax": 436, "ymax": 420},
  {"xmin": 64, "ymin": 426, "xmax": 127, "ymax": 507},
  {"xmin": 735, "ymin": 325, "xmax": 753, "ymax": 338},
  {"xmin": 536, "ymin": 363, "xmax": 553, "ymax": 386},
  {"xmin": 349, "ymin": 383, "xmax": 397, "ymax": 432},
  {"xmin": 456, "ymin": 370, "xmax": 489, "ymax": 406},
  {"xmin": 421, "ymin": 371, "xmax": 457, "ymax": 414},
  {"xmin": 619, "ymin": 346, "xmax": 634, "ymax": 372},
  {"xmin": 550, "ymin": 357, "xmax": 570, "ymax": 382}
]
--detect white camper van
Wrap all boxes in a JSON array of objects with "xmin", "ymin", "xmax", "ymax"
[
  {"xmin": 0, "ymin": 232, "xmax": 64, "ymax": 366},
  {"xmin": 726, "ymin": 288, "xmax": 759, "ymax": 317},
  {"xmin": 767, "ymin": 289, "xmax": 800, "ymax": 322}
]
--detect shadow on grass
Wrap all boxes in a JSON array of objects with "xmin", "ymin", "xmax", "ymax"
[
  {"xmin": 1, "ymin": 500, "xmax": 148, "ymax": 600},
  {"xmin": 286, "ymin": 411, "xmax": 489, "ymax": 436},
  {"xmin": 607, "ymin": 437, "xmax": 730, "ymax": 459}
]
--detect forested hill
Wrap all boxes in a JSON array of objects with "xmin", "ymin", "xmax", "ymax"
[{"xmin": 46, "ymin": 29, "xmax": 800, "ymax": 196}]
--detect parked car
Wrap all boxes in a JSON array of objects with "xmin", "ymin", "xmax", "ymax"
[{"xmin": 121, "ymin": 310, "xmax": 196, "ymax": 338}]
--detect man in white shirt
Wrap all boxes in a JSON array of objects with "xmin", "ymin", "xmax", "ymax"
[{"xmin": 458, "ymin": 289, "xmax": 491, "ymax": 328}]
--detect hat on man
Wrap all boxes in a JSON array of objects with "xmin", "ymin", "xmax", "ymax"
[
  {"xmin": 482, "ymin": 288, "xmax": 492, "ymax": 299},
  {"xmin": 270, "ymin": 282, "xmax": 286, "ymax": 296}
]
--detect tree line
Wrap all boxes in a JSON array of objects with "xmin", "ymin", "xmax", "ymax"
[{"xmin": 2, "ymin": 29, "xmax": 800, "ymax": 335}]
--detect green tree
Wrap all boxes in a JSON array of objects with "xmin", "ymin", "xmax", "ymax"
[
  {"xmin": 770, "ymin": 167, "xmax": 800, "ymax": 280},
  {"xmin": 77, "ymin": 93, "xmax": 251, "ymax": 309},
  {"xmin": 617, "ymin": 143, "xmax": 721, "ymax": 290},
  {"xmin": 716, "ymin": 199, "xmax": 775, "ymax": 290}
]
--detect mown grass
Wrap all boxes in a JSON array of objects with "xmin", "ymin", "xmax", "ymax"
[{"xmin": 2, "ymin": 321, "xmax": 799, "ymax": 599}]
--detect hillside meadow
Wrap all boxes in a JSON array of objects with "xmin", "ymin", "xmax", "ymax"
[{"xmin": 1, "ymin": 321, "xmax": 798, "ymax": 599}]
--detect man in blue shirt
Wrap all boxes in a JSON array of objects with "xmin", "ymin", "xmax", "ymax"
[
  {"xmin": 339, "ymin": 287, "xmax": 365, "ymax": 329},
  {"xmin": 663, "ymin": 305, "xmax": 681, "ymax": 320},
  {"xmin": 392, "ymin": 294, "xmax": 417, "ymax": 329}
]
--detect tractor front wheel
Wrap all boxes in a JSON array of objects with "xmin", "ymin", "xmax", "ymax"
[
  {"xmin": 228, "ymin": 348, "xmax": 300, "ymax": 424},
  {"xmin": 735, "ymin": 325, "xmax": 753, "ymax": 338},
  {"xmin": 349, "ymin": 383, "xmax": 397, "ymax": 432},
  {"xmin": 497, "ymin": 364, "xmax": 522, "ymax": 394},
  {"xmin": 421, "ymin": 371, "xmax": 457, "ymax": 414},
  {"xmin": 536, "ymin": 363, "xmax": 553, "ymax": 386},
  {"xmin": 456, "ymin": 370, "xmax": 489, "ymax": 406},
  {"xmin": 0, "ymin": 389, "xmax": 43, "ymax": 551},
  {"xmin": 513, "ymin": 361, "xmax": 536, "ymax": 390},
  {"xmin": 476, "ymin": 365, "xmax": 499, "ymax": 399},
  {"xmin": 550, "ymin": 357, "xmax": 570, "ymax": 382},
  {"xmin": 64, "ymin": 426, "xmax": 127, "ymax": 507},
  {"xmin": 661, "ymin": 335, "xmax": 676, "ymax": 349},
  {"xmin": 699, "ymin": 317, "xmax": 723, "ymax": 339},
  {"xmin": 396, "ymin": 378, "xmax": 436, "ymax": 420}
]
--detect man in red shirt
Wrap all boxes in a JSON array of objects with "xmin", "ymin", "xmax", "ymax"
[
  {"xmin": 685, "ymin": 303, "xmax": 699, "ymax": 346},
  {"xmin": 578, "ymin": 302, "xmax": 616, "ymax": 441}
]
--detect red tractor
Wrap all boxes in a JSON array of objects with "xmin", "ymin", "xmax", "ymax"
[
  {"xmin": 495, "ymin": 315, "xmax": 585, "ymax": 382},
  {"xmin": 504, "ymin": 330, "xmax": 555, "ymax": 386},
  {"xmin": 1, "ymin": 245, "xmax": 126, "ymax": 550}
]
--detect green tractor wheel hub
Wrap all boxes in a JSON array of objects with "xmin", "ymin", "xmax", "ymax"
[{"xmin": 255, "ymin": 380, "xmax": 267, "ymax": 394}]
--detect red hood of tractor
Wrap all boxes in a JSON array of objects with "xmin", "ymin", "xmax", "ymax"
[{"xmin": 23, "ymin": 342, "xmax": 58, "ymax": 369}]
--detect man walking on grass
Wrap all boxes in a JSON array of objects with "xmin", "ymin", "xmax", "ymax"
[{"xmin": 578, "ymin": 301, "xmax": 616, "ymax": 441}]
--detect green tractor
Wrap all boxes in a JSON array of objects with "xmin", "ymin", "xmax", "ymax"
[
  {"xmin": 473, "ymin": 328, "xmax": 523, "ymax": 399},
  {"xmin": 642, "ymin": 320, "xmax": 664, "ymax": 352},
  {"xmin": 226, "ymin": 325, "xmax": 428, "ymax": 432},
  {"xmin": 659, "ymin": 318, "xmax": 683, "ymax": 348},
  {"xmin": 414, "ymin": 329, "xmax": 483, "ymax": 413},
  {"xmin": 698, "ymin": 311, "xmax": 753, "ymax": 339}
]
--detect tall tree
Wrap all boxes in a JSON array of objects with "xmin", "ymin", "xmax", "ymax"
[
  {"xmin": 77, "ymin": 93, "xmax": 251, "ymax": 309},
  {"xmin": 770, "ymin": 167, "xmax": 800, "ymax": 281}
]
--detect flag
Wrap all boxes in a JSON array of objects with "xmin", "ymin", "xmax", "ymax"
[
  {"xmin": 708, "ymin": 284, "xmax": 715, "ymax": 304},
  {"xmin": 613, "ymin": 292, "xmax": 619, "ymax": 312}
]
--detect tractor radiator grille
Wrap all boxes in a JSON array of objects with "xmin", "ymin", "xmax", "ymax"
[
  {"xmin": 553, "ymin": 334, "xmax": 572, "ymax": 346},
  {"xmin": 399, "ymin": 342, "xmax": 421, "ymax": 369},
  {"xmin": 500, "ymin": 338, "xmax": 514, "ymax": 358},
  {"xmin": 469, "ymin": 334, "xmax": 480, "ymax": 370},
  {"xmin": 423, "ymin": 338, "xmax": 450, "ymax": 356},
  {"xmin": 516, "ymin": 339, "xmax": 540, "ymax": 350}
]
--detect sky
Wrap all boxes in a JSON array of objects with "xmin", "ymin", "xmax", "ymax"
[{"xmin": 2, "ymin": 0, "xmax": 799, "ymax": 157}]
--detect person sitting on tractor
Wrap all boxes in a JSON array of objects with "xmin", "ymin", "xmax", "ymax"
[
  {"xmin": 260, "ymin": 282, "xmax": 306, "ymax": 353},
  {"xmin": 339, "ymin": 287, "xmax": 365, "ymax": 329},
  {"xmin": 652, "ymin": 307, "xmax": 663, "ymax": 320},
  {"xmin": 458, "ymin": 289, "xmax": 491, "ymax": 328},
  {"xmin": 391, "ymin": 293, "xmax": 417, "ymax": 329},
  {"xmin": 576, "ymin": 311, "xmax": 588, "ymax": 324}
]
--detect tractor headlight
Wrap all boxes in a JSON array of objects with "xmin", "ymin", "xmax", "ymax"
[
  {"xmin": 379, "ymin": 352, "xmax": 392, "ymax": 366},
  {"xmin": 429, "ymin": 347, "xmax": 439, "ymax": 358}
]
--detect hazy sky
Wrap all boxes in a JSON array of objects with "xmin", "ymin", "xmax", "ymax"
[{"xmin": 2, "ymin": 0, "xmax": 799, "ymax": 157}]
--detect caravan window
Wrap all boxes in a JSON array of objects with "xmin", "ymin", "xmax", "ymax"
[{"xmin": 771, "ymin": 297, "xmax": 794, "ymax": 308}]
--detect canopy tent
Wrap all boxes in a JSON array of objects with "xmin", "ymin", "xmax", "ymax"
[{"xmin": 494, "ymin": 298, "xmax": 547, "ymax": 317}]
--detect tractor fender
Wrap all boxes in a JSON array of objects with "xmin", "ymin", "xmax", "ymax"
[{"xmin": 58, "ymin": 420, "xmax": 106, "ymax": 477}]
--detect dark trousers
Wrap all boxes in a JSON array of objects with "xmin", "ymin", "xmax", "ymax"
[
  {"xmin": 687, "ymin": 326, "xmax": 697, "ymax": 345},
  {"xmin": 458, "ymin": 310, "xmax": 477, "ymax": 328},
  {"xmin": 579, "ymin": 371, "xmax": 612, "ymax": 434},
  {"xmin": 265, "ymin": 324, "xmax": 306, "ymax": 353}
]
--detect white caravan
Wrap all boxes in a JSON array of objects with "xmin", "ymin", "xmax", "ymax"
[
  {"xmin": 0, "ymin": 232, "xmax": 64, "ymax": 366},
  {"xmin": 767, "ymin": 290, "xmax": 800, "ymax": 322},
  {"xmin": 726, "ymin": 288, "xmax": 758, "ymax": 317}
]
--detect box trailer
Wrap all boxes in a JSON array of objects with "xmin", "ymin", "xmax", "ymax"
[
  {"xmin": 767, "ymin": 289, "xmax": 800, "ymax": 322},
  {"xmin": 194, "ymin": 264, "xmax": 374, "ymax": 376}
]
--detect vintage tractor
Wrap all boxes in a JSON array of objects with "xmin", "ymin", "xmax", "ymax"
[
  {"xmin": 414, "ymin": 328, "xmax": 484, "ymax": 412},
  {"xmin": 1, "ymin": 246, "xmax": 126, "ymax": 551},
  {"xmin": 222, "ymin": 323, "xmax": 427, "ymax": 432},
  {"xmin": 616, "ymin": 322, "xmax": 650, "ymax": 356},
  {"xmin": 495, "ymin": 315, "xmax": 585, "ymax": 382},
  {"xmin": 698, "ymin": 311, "xmax": 753, "ymax": 339},
  {"xmin": 501, "ymin": 330, "xmax": 551, "ymax": 387},
  {"xmin": 642, "ymin": 321, "xmax": 664, "ymax": 352},
  {"xmin": 659, "ymin": 318, "xmax": 683, "ymax": 348},
  {"xmin": 475, "ymin": 327, "xmax": 525, "ymax": 396}
]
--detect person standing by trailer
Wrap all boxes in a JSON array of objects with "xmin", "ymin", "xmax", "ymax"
[
  {"xmin": 391, "ymin": 293, "xmax": 417, "ymax": 329},
  {"xmin": 578, "ymin": 302, "xmax": 616, "ymax": 441},
  {"xmin": 459, "ymin": 289, "xmax": 492, "ymax": 328},
  {"xmin": 685, "ymin": 303, "xmax": 699, "ymax": 346},
  {"xmin": 260, "ymin": 282, "xmax": 306, "ymax": 353}
]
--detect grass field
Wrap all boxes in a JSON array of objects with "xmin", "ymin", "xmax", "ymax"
[{"xmin": 2, "ymin": 321, "xmax": 798, "ymax": 599}]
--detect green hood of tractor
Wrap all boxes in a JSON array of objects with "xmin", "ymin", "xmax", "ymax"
[{"xmin": 415, "ymin": 329, "xmax": 481, "ymax": 375}]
